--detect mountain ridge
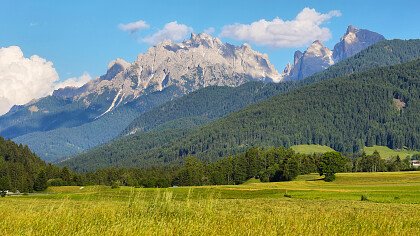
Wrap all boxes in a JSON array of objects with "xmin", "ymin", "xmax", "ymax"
[
  {"xmin": 282, "ymin": 25, "xmax": 385, "ymax": 80},
  {"xmin": 61, "ymin": 39, "xmax": 420, "ymax": 171},
  {"xmin": 4, "ymin": 33, "xmax": 282, "ymax": 161}
]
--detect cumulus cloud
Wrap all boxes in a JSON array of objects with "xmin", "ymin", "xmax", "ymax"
[
  {"xmin": 220, "ymin": 8, "xmax": 341, "ymax": 48},
  {"xmin": 0, "ymin": 46, "xmax": 59, "ymax": 115},
  {"xmin": 54, "ymin": 72, "xmax": 92, "ymax": 90},
  {"xmin": 142, "ymin": 21, "xmax": 193, "ymax": 45},
  {"xmin": 0, "ymin": 46, "xmax": 92, "ymax": 115},
  {"xmin": 118, "ymin": 20, "xmax": 150, "ymax": 33}
]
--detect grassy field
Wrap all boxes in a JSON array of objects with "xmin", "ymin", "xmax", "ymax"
[
  {"xmin": 290, "ymin": 144, "xmax": 335, "ymax": 154},
  {"xmin": 364, "ymin": 145, "xmax": 420, "ymax": 158},
  {"xmin": 1, "ymin": 172, "xmax": 420, "ymax": 235},
  {"xmin": 292, "ymin": 144, "xmax": 420, "ymax": 159}
]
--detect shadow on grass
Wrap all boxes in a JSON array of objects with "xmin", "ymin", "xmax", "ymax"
[{"xmin": 306, "ymin": 178, "xmax": 325, "ymax": 182}]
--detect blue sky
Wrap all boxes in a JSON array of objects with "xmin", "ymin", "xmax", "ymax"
[{"xmin": 1, "ymin": 0, "xmax": 419, "ymax": 80}]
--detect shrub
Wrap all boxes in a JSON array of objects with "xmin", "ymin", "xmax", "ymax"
[
  {"xmin": 324, "ymin": 173, "xmax": 336, "ymax": 182},
  {"xmin": 361, "ymin": 195, "xmax": 369, "ymax": 201},
  {"xmin": 111, "ymin": 181, "xmax": 120, "ymax": 189}
]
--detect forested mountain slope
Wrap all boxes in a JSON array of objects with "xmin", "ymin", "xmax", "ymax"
[
  {"xmin": 13, "ymin": 86, "xmax": 184, "ymax": 162},
  {"xmin": 0, "ymin": 137, "xmax": 47, "ymax": 192},
  {"xmin": 62, "ymin": 58, "xmax": 420, "ymax": 171}
]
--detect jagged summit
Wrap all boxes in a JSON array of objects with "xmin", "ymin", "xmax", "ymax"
[
  {"xmin": 333, "ymin": 25, "xmax": 385, "ymax": 61},
  {"xmin": 282, "ymin": 25, "xmax": 385, "ymax": 81},
  {"xmin": 283, "ymin": 40, "xmax": 333, "ymax": 81},
  {"xmin": 306, "ymin": 40, "xmax": 333, "ymax": 60},
  {"xmin": 107, "ymin": 58, "xmax": 130, "ymax": 70},
  {"xmin": 52, "ymin": 32, "xmax": 281, "ymax": 117},
  {"xmin": 346, "ymin": 25, "xmax": 358, "ymax": 33}
]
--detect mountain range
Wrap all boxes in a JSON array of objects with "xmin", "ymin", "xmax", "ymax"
[
  {"xmin": 2, "ymin": 33, "xmax": 281, "ymax": 161},
  {"xmin": 282, "ymin": 25, "xmax": 385, "ymax": 80},
  {"xmin": 0, "ymin": 25, "xmax": 410, "ymax": 164},
  {"xmin": 62, "ymin": 39, "xmax": 420, "ymax": 171}
]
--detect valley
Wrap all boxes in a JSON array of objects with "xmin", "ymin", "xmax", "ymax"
[{"xmin": 1, "ymin": 4, "xmax": 419, "ymax": 235}]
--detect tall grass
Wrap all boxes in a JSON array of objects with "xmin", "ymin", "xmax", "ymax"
[{"xmin": 1, "ymin": 172, "xmax": 420, "ymax": 235}]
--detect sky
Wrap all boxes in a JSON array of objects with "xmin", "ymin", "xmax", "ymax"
[{"xmin": 0, "ymin": 0, "xmax": 419, "ymax": 114}]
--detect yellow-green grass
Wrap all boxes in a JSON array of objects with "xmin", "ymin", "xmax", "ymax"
[
  {"xmin": 291, "ymin": 144, "xmax": 335, "ymax": 154},
  {"xmin": 1, "ymin": 172, "xmax": 420, "ymax": 235},
  {"xmin": 291, "ymin": 144, "xmax": 420, "ymax": 159},
  {"xmin": 364, "ymin": 145, "xmax": 420, "ymax": 158}
]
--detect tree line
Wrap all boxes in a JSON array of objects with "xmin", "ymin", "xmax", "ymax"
[
  {"xmin": 0, "ymin": 137, "xmax": 83, "ymax": 195},
  {"xmin": 76, "ymin": 147, "xmax": 416, "ymax": 188},
  {"xmin": 0, "ymin": 136, "xmax": 417, "ymax": 194}
]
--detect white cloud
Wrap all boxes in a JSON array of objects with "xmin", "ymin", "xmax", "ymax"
[
  {"xmin": 0, "ymin": 46, "xmax": 92, "ymax": 115},
  {"xmin": 142, "ymin": 21, "xmax": 193, "ymax": 45},
  {"xmin": 220, "ymin": 8, "xmax": 341, "ymax": 48},
  {"xmin": 118, "ymin": 20, "xmax": 150, "ymax": 33},
  {"xmin": 0, "ymin": 46, "xmax": 59, "ymax": 115},
  {"xmin": 54, "ymin": 72, "xmax": 92, "ymax": 90},
  {"xmin": 203, "ymin": 27, "xmax": 215, "ymax": 35}
]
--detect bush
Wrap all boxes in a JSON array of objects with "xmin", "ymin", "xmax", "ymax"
[
  {"xmin": 111, "ymin": 181, "xmax": 120, "ymax": 189},
  {"xmin": 324, "ymin": 173, "xmax": 336, "ymax": 182}
]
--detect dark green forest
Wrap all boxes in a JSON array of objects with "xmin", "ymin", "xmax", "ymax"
[
  {"xmin": 78, "ymin": 147, "xmax": 414, "ymax": 188},
  {"xmin": 0, "ymin": 137, "xmax": 84, "ymax": 194},
  {"xmin": 0, "ymin": 137, "xmax": 415, "ymax": 192},
  {"xmin": 63, "ymin": 58, "xmax": 420, "ymax": 171},
  {"xmin": 0, "ymin": 137, "xmax": 46, "ymax": 193}
]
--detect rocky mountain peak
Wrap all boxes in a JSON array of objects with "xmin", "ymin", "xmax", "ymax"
[
  {"xmin": 282, "ymin": 25, "xmax": 384, "ymax": 81},
  {"xmin": 50, "ymin": 32, "xmax": 282, "ymax": 116},
  {"xmin": 101, "ymin": 58, "xmax": 131, "ymax": 81},
  {"xmin": 346, "ymin": 25, "xmax": 358, "ymax": 34},
  {"xmin": 184, "ymin": 32, "xmax": 223, "ymax": 49},
  {"xmin": 333, "ymin": 25, "xmax": 385, "ymax": 61},
  {"xmin": 283, "ymin": 41, "xmax": 333, "ymax": 81},
  {"xmin": 107, "ymin": 58, "xmax": 130, "ymax": 70},
  {"xmin": 306, "ymin": 40, "xmax": 333, "ymax": 59}
]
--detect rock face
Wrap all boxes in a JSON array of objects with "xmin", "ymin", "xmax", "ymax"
[
  {"xmin": 0, "ymin": 33, "xmax": 281, "ymax": 140},
  {"xmin": 54, "ymin": 33, "xmax": 281, "ymax": 115},
  {"xmin": 285, "ymin": 40, "xmax": 334, "ymax": 81},
  {"xmin": 333, "ymin": 25, "xmax": 386, "ymax": 62},
  {"xmin": 283, "ymin": 25, "xmax": 385, "ymax": 80}
]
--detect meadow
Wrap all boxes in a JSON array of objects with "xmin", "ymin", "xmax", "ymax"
[
  {"xmin": 1, "ymin": 172, "xmax": 420, "ymax": 235},
  {"xmin": 364, "ymin": 145, "xmax": 420, "ymax": 158},
  {"xmin": 290, "ymin": 144, "xmax": 335, "ymax": 154},
  {"xmin": 292, "ymin": 144, "xmax": 420, "ymax": 159}
]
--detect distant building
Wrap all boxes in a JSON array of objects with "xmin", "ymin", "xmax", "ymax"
[{"xmin": 411, "ymin": 160, "xmax": 420, "ymax": 168}]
